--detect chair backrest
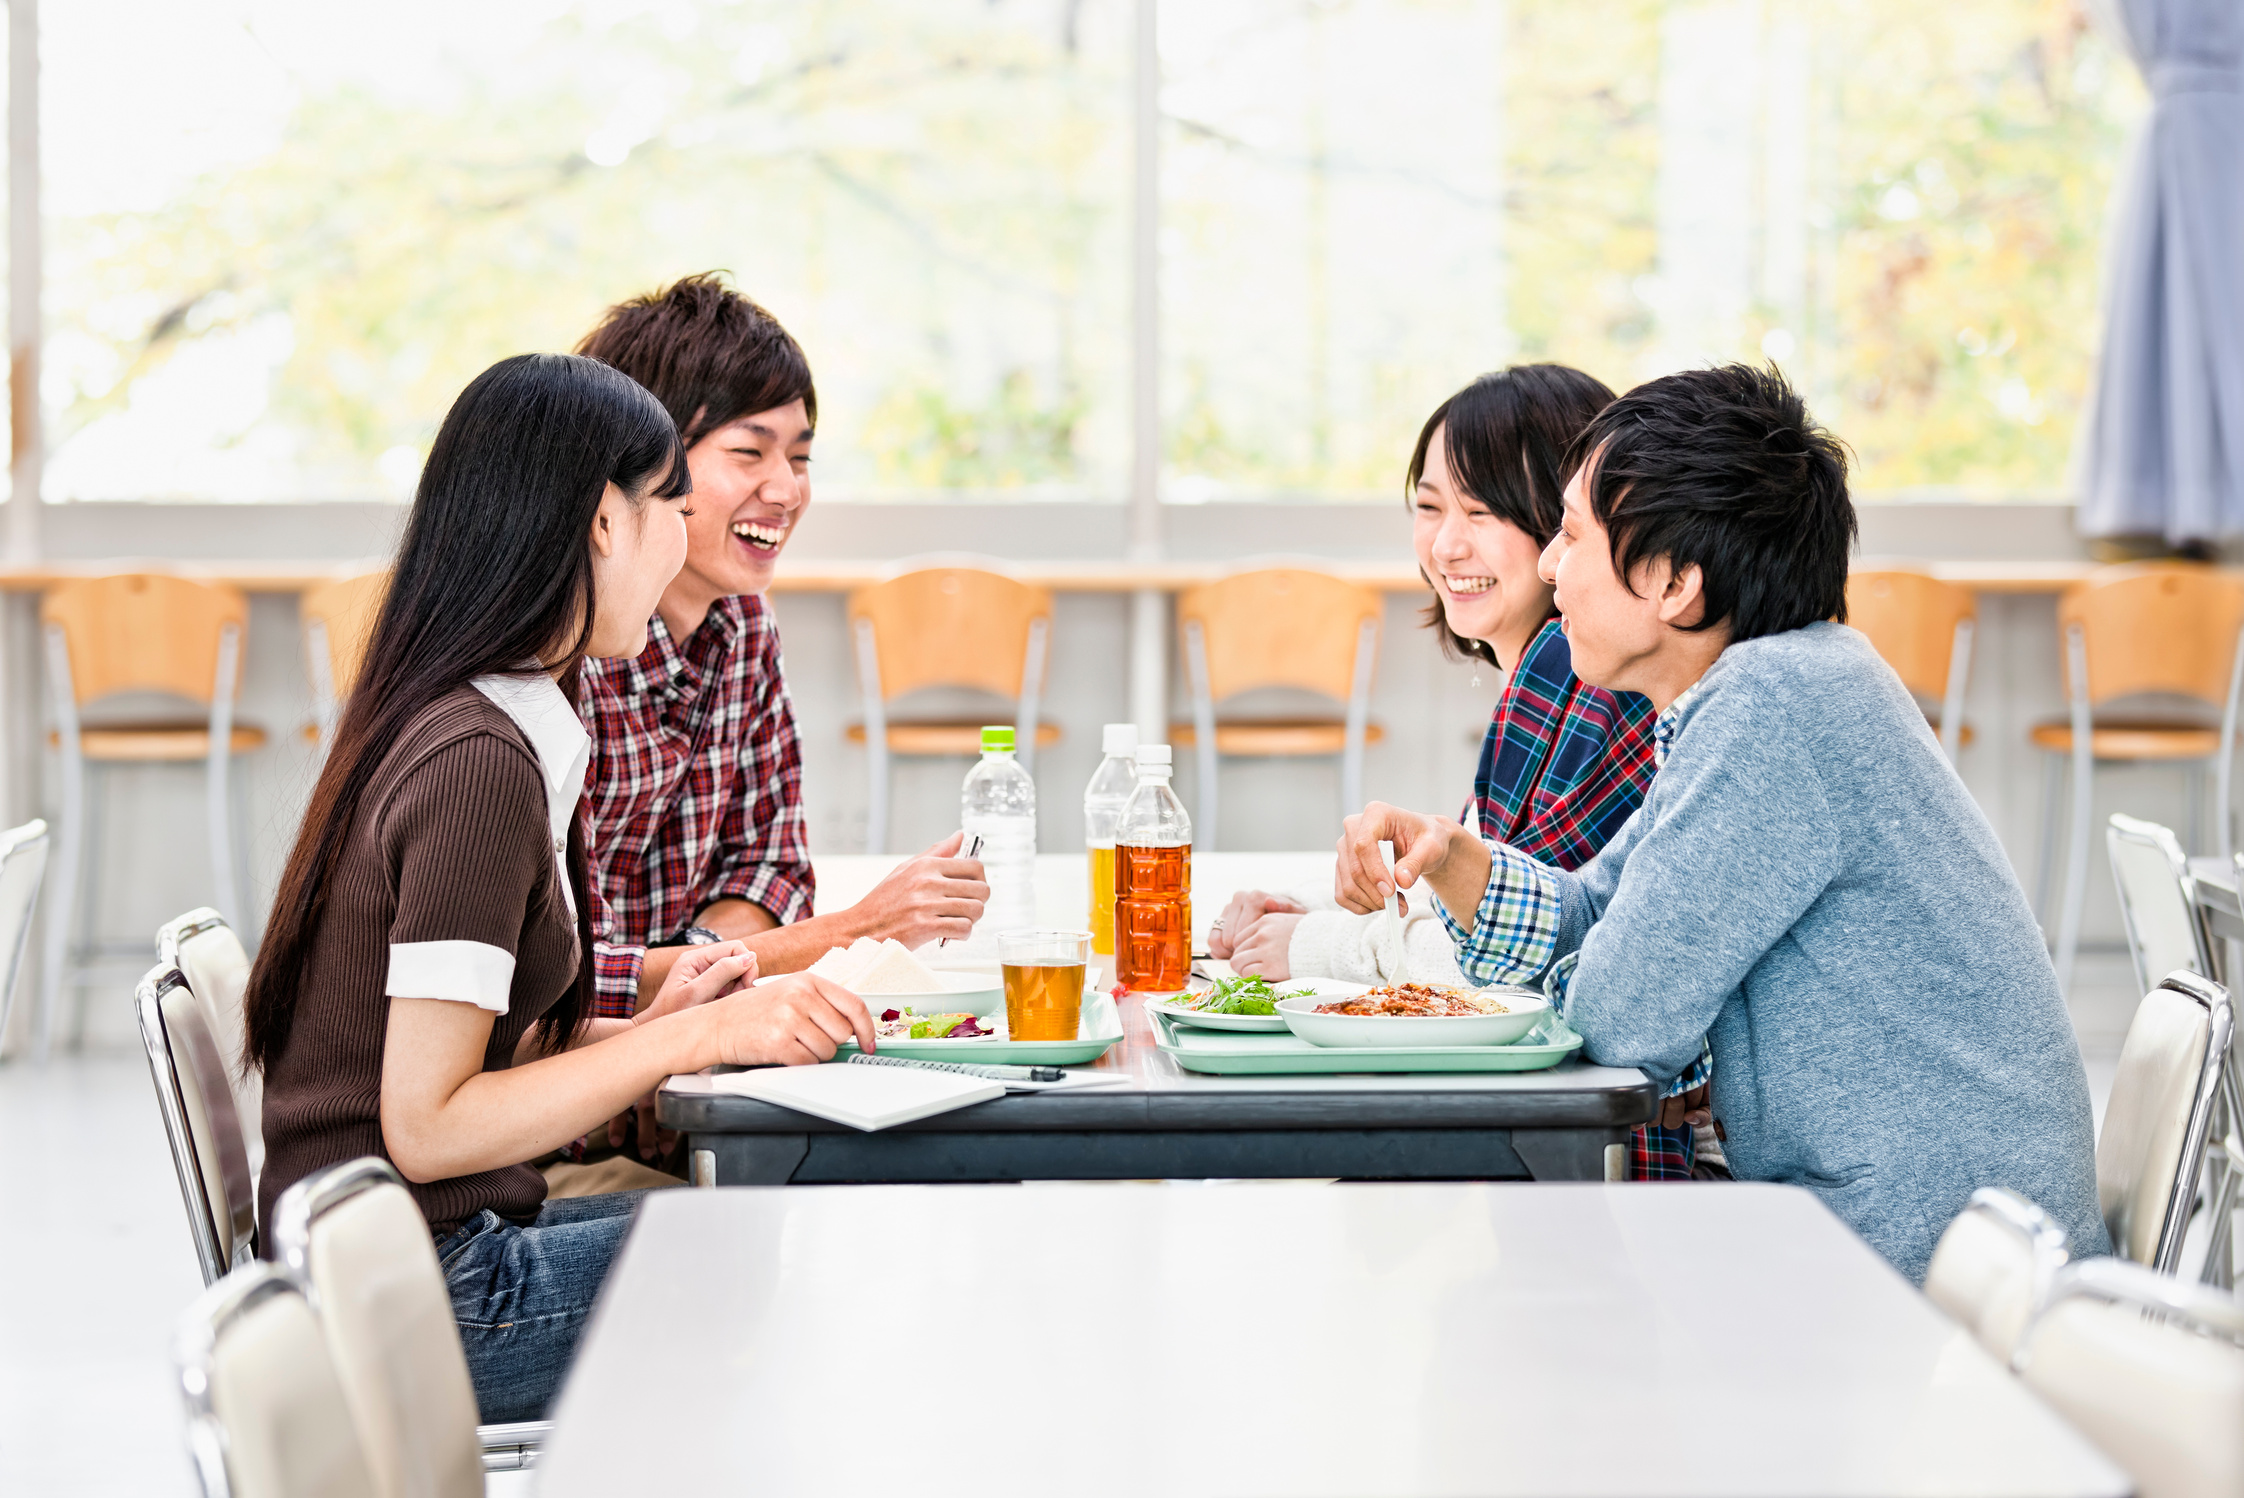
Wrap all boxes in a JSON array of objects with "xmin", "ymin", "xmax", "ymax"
[
  {"xmin": 137, "ymin": 963, "xmax": 257, "ymax": 1286},
  {"xmin": 2015, "ymin": 1258, "xmax": 2244, "ymax": 1498},
  {"xmin": 0, "ymin": 819, "xmax": 47, "ymax": 1049},
  {"xmin": 2106, "ymin": 816, "xmax": 2215, "ymax": 997},
  {"xmin": 160, "ymin": 907, "xmax": 263, "ymax": 1179},
  {"xmin": 2096, "ymin": 971, "xmax": 2232, "ymax": 1269},
  {"xmin": 1175, "ymin": 568, "xmax": 1383, "ymax": 703},
  {"xmin": 40, "ymin": 573, "xmax": 251, "ymax": 705},
  {"xmin": 846, "ymin": 565, "xmax": 1054, "ymax": 701},
  {"xmin": 1921, "ymin": 1186, "xmax": 2070, "ymax": 1364},
  {"xmin": 1845, "ymin": 569, "xmax": 1976, "ymax": 699},
  {"xmin": 176, "ymin": 1262, "xmax": 377, "ymax": 1498},
  {"xmin": 2056, "ymin": 563, "xmax": 2244, "ymax": 708},
  {"xmin": 301, "ymin": 571, "xmax": 390, "ymax": 705},
  {"xmin": 270, "ymin": 1159, "xmax": 485, "ymax": 1498}
]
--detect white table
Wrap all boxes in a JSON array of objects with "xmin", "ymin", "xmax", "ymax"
[
  {"xmin": 812, "ymin": 849, "xmax": 1341, "ymax": 949},
  {"xmin": 538, "ymin": 1184, "xmax": 2127, "ymax": 1497}
]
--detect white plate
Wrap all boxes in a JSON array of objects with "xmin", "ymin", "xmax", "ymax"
[
  {"xmin": 756, "ymin": 968, "xmax": 1005, "ymax": 1016},
  {"xmin": 1149, "ymin": 977, "xmax": 1368, "ymax": 1032},
  {"xmin": 1275, "ymin": 986, "xmax": 1549, "ymax": 1049}
]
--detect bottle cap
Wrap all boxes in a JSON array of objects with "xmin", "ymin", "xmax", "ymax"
[
  {"xmin": 1102, "ymin": 722, "xmax": 1139, "ymax": 756},
  {"xmin": 980, "ymin": 725, "xmax": 1016, "ymax": 753},
  {"xmin": 1136, "ymin": 743, "xmax": 1171, "ymax": 768}
]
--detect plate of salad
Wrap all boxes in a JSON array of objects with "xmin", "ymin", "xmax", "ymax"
[{"xmin": 1147, "ymin": 975, "xmax": 1369, "ymax": 1032}]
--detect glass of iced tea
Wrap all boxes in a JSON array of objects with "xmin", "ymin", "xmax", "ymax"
[{"xmin": 999, "ymin": 930, "xmax": 1091, "ymax": 1041}]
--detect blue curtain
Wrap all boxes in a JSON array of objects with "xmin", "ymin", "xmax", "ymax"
[{"xmin": 2076, "ymin": 0, "xmax": 2244, "ymax": 544}]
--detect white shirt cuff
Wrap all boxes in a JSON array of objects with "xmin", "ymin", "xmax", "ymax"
[{"xmin": 386, "ymin": 940, "xmax": 516, "ymax": 1014}]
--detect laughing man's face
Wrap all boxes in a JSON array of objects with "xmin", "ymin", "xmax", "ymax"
[{"xmin": 674, "ymin": 400, "xmax": 813, "ymax": 601}]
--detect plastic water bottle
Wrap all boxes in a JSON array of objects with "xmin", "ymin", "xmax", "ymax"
[
  {"xmin": 1114, "ymin": 744, "xmax": 1193, "ymax": 993},
  {"xmin": 960, "ymin": 724, "xmax": 1038, "ymax": 953},
  {"xmin": 1083, "ymin": 723, "xmax": 1138, "ymax": 957}
]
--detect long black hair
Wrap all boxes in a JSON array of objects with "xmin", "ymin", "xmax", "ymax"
[
  {"xmin": 244, "ymin": 353, "xmax": 689, "ymax": 1072},
  {"xmin": 1406, "ymin": 364, "xmax": 1616, "ymax": 667}
]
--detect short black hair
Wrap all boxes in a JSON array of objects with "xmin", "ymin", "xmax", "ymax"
[
  {"xmin": 576, "ymin": 271, "xmax": 816, "ymax": 448},
  {"xmin": 1407, "ymin": 363, "xmax": 1617, "ymax": 666},
  {"xmin": 1562, "ymin": 363, "xmax": 1854, "ymax": 643}
]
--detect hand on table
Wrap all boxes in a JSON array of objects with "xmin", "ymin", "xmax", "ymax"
[
  {"xmin": 1205, "ymin": 889, "xmax": 1305, "ymax": 961},
  {"xmin": 849, "ymin": 832, "xmax": 991, "ymax": 948},
  {"xmin": 703, "ymin": 972, "xmax": 877, "ymax": 1068},
  {"xmin": 1226, "ymin": 912, "xmax": 1303, "ymax": 979}
]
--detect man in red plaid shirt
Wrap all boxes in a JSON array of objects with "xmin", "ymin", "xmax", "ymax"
[{"xmin": 574, "ymin": 275, "xmax": 989, "ymax": 1029}]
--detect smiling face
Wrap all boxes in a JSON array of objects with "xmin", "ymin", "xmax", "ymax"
[
  {"xmin": 658, "ymin": 398, "xmax": 814, "ymax": 637},
  {"xmin": 1538, "ymin": 458, "xmax": 1723, "ymax": 708},
  {"xmin": 1411, "ymin": 423, "xmax": 1555, "ymax": 668},
  {"xmin": 586, "ymin": 475, "xmax": 692, "ymax": 660}
]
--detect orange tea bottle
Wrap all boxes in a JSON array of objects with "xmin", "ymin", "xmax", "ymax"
[
  {"xmin": 1083, "ymin": 723, "xmax": 1138, "ymax": 957},
  {"xmin": 1113, "ymin": 743, "xmax": 1193, "ymax": 994}
]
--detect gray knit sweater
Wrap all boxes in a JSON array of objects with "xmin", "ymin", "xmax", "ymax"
[{"xmin": 1459, "ymin": 623, "xmax": 2107, "ymax": 1279}]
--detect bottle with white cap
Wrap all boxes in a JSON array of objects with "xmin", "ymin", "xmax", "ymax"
[
  {"xmin": 960, "ymin": 725, "xmax": 1038, "ymax": 953},
  {"xmin": 1113, "ymin": 743, "xmax": 1193, "ymax": 993},
  {"xmin": 1083, "ymin": 723, "xmax": 1139, "ymax": 957}
]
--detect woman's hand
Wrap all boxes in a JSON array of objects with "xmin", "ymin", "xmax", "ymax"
[
  {"xmin": 1227, "ymin": 912, "xmax": 1303, "ymax": 978},
  {"xmin": 700, "ymin": 972, "xmax": 877, "ymax": 1068},
  {"xmin": 636, "ymin": 940, "xmax": 758, "ymax": 1026},
  {"xmin": 1207, "ymin": 889, "xmax": 1305, "ymax": 960}
]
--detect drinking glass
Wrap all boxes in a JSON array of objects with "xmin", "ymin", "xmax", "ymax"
[{"xmin": 999, "ymin": 930, "xmax": 1090, "ymax": 1041}]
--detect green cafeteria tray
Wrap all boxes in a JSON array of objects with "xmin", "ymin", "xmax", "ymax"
[
  {"xmin": 837, "ymin": 991, "xmax": 1125, "ymax": 1067},
  {"xmin": 1151, "ymin": 1008, "xmax": 1583, "ymax": 1075}
]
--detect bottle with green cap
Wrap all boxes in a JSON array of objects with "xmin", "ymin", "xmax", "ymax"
[{"xmin": 960, "ymin": 724, "xmax": 1037, "ymax": 951}]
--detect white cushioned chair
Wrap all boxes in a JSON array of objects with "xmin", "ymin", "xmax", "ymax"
[
  {"xmin": 159, "ymin": 907, "xmax": 263, "ymax": 1183},
  {"xmin": 138, "ymin": 961, "xmax": 257, "ymax": 1285},
  {"xmin": 175, "ymin": 1261, "xmax": 376, "ymax": 1498},
  {"xmin": 1922, "ymin": 1186, "xmax": 2071, "ymax": 1364},
  {"xmin": 2097, "ymin": 970, "xmax": 2234, "ymax": 1275},
  {"xmin": 269, "ymin": 1157, "xmax": 547, "ymax": 1496},
  {"xmin": 2014, "ymin": 1256, "xmax": 2244, "ymax": 1498}
]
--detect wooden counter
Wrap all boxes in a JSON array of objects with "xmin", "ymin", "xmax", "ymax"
[{"xmin": 0, "ymin": 557, "xmax": 2102, "ymax": 595}]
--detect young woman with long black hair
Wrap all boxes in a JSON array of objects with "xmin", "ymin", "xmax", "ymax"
[{"xmin": 246, "ymin": 353, "xmax": 874, "ymax": 1422}]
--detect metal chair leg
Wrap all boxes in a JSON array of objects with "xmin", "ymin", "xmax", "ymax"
[
  {"xmin": 853, "ymin": 619, "xmax": 889, "ymax": 856},
  {"xmin": 2053, "ymin": 630, "xmax": 2094, "ymax": 996},
  {"xmin": 34, "ymin": 626, "xmax": 83, "ymax": 1066},
  {"xmin": 1184, "ymin": 622, "xmax": 1218, "ymax": 853},
  {"xmin": 2034, "ymin": 749, "xmax": 2064, "ymax": 932},
  {"xmin": 206, "ymin": 625, "xmax": 242, "ymax": 930}
]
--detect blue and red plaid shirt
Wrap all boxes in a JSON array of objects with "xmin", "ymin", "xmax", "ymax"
[
  {"xmin": 578, "ymin": 594, "xmax": 815, "ymax": 1018},
  {"xmin": 1459, "ymin": 617, "xmax": 1708, "ymax": 1180}
]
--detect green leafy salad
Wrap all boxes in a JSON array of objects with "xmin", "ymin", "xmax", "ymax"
[{"xmin": 1173, "ymin": 974, "xmax": 1312, "ymax": 1016}]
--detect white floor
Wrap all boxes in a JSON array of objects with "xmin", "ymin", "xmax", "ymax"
[{"xmin": 0, "ymin": 952, "xmax": 2195, "ymax": 1495}]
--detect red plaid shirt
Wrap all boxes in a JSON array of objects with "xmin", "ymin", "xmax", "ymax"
[{"xmin": 579, "ymin": 594, "xmax": 815, "ymax": 1017}]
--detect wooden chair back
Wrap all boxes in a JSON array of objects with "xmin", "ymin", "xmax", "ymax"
[
  {"xmin": 2057, "ymin": 563, "xmax": 2244, "ymax": 707},
  {"xmin": 41, "ymin": 574, "xmax": 251, "ymax": 704},
  {"xmin": 847, "ymin": 566, "xmax": 1053, "ymax": 701},
  {"xmin": 1846, "ymin": 569, "xmax": 1976, "ymax": 698},
  {"xmin": 301, "ymin": 572, "xmax": 390, "ymax": 701},
  {"xmin": 1175, "ymin": 569, "xmax": 1383, "ymax": 702}
]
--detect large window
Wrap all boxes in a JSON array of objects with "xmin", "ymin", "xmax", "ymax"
[{"xmin": 42, "ymin": 0, "xmax": 2138, "ymax": 503}]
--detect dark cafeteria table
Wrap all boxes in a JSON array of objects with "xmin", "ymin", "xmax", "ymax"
[{"xmin": 658, "ymin": 989, "xmax": 1658, "ymax": 1184}]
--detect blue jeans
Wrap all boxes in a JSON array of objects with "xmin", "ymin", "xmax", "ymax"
[{"xmin": 435, "ymin": 1189, "xmax": 647, "ymax": 1424}]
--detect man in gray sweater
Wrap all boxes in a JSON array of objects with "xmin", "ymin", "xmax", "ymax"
[{"xmin": 1337, "ymin": 364, "xmax": 2106, "ymax": 1279}]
